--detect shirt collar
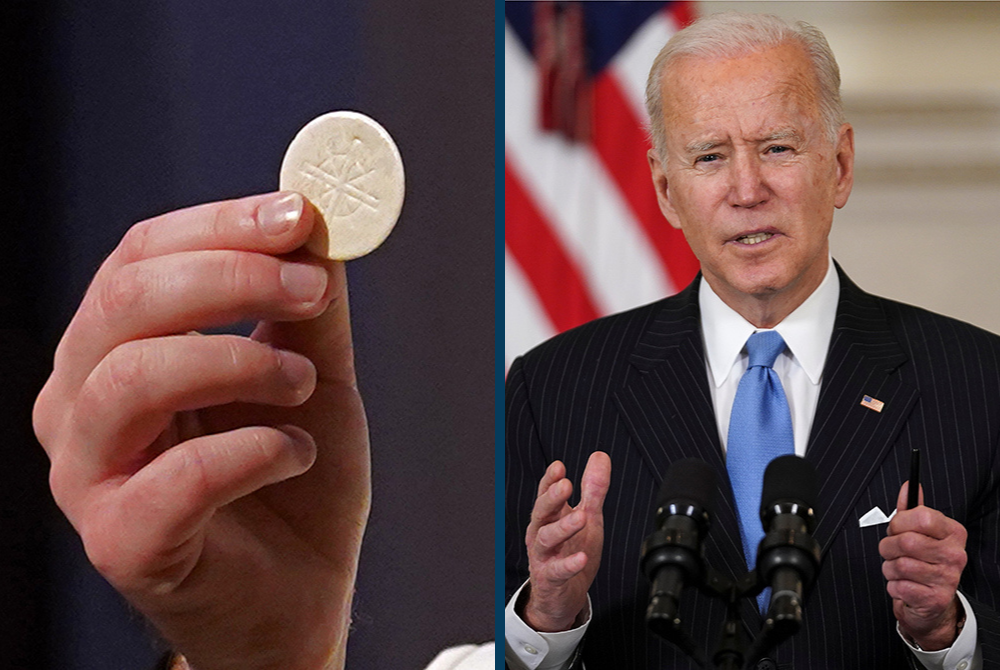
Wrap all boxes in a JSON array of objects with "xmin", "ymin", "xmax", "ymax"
[{"xmin": 699, "ymin": 258, "xmax": 840, "ymax": 388}]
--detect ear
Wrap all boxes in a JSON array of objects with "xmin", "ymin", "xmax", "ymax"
[
  {"xmin": 647, "ymin": 148, "xmax": 682, "ymax": 230},
  {"xmin": 833, "ymin": 123, "xmax": 855, "ymax": 209}
]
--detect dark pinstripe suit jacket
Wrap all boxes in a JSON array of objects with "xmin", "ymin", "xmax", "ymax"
[{"xmin": 506, "ymin": 266, "xmax": 1000, "ymax": 669}]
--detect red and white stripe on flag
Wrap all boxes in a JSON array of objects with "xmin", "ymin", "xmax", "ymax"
[{"xmin": 505, "ymin": 1, "xmax": 700, "ymax": 370}]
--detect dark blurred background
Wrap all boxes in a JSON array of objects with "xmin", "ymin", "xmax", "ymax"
[{"xmin": 0, "ymin": 1, "xmax": 493, "ymax": 667}]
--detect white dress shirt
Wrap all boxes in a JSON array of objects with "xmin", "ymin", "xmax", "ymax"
[
  {"xmin": 506, "ymin": 260, "xmax": 979, "ymax": 670},
  {"xmin": 700, "ymin": 257, "xmax": 838, "ymax": 458}
]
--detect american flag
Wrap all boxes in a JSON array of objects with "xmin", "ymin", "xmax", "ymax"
[
  {"xmin": 504, "ymin": 1, "xmax": 701, "ymax": 369},
  {"xmin": 860, "ymin": 395, "xmax": 885, "ymax": 413}
]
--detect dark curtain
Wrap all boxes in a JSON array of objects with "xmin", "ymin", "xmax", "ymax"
[{"xmin": 0, "ymin": 1, "xmax": 494, "ymax": 668}]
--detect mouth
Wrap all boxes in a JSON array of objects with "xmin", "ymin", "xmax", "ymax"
[{"xmin": 731, "ymin": 230, "xmax": 780, "ymax": 246}]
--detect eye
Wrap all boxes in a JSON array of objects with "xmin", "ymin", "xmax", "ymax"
[
  {"xmin": 766, "ymin": 145, "xmax": 791, "ymax": 155},
  {"xmin": 695, "ymin": 153, "xmax": 720, "ymax": 164}
]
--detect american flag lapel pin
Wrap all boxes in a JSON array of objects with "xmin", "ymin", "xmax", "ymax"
[{"xmin": 860, "ymin": 395, "xmax": 885, "ymax": 413}]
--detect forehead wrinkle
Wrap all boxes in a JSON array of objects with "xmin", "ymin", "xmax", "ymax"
[
  {"xmin": 673, "ymin": 89, "xmax": 813, "ymax": 150},
  {"xmin": 769, "ymin": 71, "xmax": 823, "ymax": 123},
  {"xmin": 663, "ymin": 46, "xmax": 827, "ymax": 161}
]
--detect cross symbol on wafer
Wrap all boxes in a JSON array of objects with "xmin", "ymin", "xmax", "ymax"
[{"xmin": 280, "ymin": 111, "xmax": 405, "ymax": 260}]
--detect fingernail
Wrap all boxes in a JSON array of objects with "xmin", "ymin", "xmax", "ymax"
[
  {"xmin": 280, "ymin": 263, "xmax": 328, "ymax": 303},
  {"xmin": 277, "ymin": 350, "xmax": 316, "ymax": 395},
  {"xmin": 279, "ymin": 424, "xmax": 317, "ymax": 471},
  {"xmin": 257, "ymin": 192, "xmax": 302, "ymax": 236}
]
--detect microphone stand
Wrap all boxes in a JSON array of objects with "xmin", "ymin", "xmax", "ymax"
[
  {"xmin": 645, "ymin": 517, "xmax": 820, "ymax": 669},
  {"xmin": 706, "ymin": 570, "xmax": 756, "ymax": 670},
  {"xmin": 644, "ymin": 455, "xmax": 821, "ymax": 669}
]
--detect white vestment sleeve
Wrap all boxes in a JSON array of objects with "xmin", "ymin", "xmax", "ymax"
[{"xmin": 424, "ymin": 642, "xmax": 496, "ymax": 670}]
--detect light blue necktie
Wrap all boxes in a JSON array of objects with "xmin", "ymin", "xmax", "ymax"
[{"xmin": 726, "ymin": 331, "xmax": 795, "ymax": 613}]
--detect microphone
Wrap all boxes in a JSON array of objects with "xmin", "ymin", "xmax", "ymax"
[
  {"xmin": 641, "ymin": 458, "xmax": 717, "ymax": 640},
  {"xmin": 755, "ymin": 455, "xmax": 822, "ymax": 640}
]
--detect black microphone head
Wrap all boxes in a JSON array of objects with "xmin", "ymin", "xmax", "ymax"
[
  {"xmin": 760, "ymin": 455, "xmax": 819, "ymax": 518},
  {"xmin": 655, "ymin": 458, "xmax": 717, "ymax": 519}
]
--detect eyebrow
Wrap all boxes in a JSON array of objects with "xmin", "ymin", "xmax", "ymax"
[
  {"xmin": 685, "ymin": 139, "xmax": 726, "ymax": 154},
  {"xmin": 683, "ymin": 129, "xmax": 804, "ymax": 155},
  {"xmin": 762, "ymin": 129, "xmax": 804, "ymax": 144}
]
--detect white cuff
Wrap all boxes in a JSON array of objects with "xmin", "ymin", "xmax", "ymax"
[
  {"xmin": 899, "ymin": 591, "xmax": 980, "ymax": 670},
  {"xmin": 504, "ymin": 580, "xmax": 590, "ymax": 670}
]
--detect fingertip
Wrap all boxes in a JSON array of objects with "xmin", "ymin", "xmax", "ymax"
[
  {"xmin": 275, "ymin": 349, "xmax": 318, "ymax": 405},
  {"xmin": 550, "ymin": 477, "xmax": 572, "ymax": 501},
  {"xmin": 589, "ymin": 450, "xmax": 611, "ymax": 471},
  {"xmin": 278, "ymin": 424, "xmax": 318, "ymax": 473},
  {"xmin": 279, "ymin": 261, "xmax": 330, "ymax": 306},
  {"xmin": 568, "ymin": 551, "xmax": 587, "ymax": 573},
  {"xmin": 585, "ymin": 452, "xmax": 612, "ymax": 488},
  {"xmin": 878, "ymin": 535, "xmax": 893, "ymax": 559},
  {"xmin": 318, "ymin": 258, "xmax": 342, "ymax": 306},
  {"xmin": 582, "ymin": 453, "xmax": 612, "ymax": 503},
  {"xmin": 256, "ymin": 192, "xmax": 301, "ymax": 235}
]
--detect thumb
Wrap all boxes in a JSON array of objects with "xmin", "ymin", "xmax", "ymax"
[
  {"xmin": 896, "ymin": 480, "xmax": 925, "ymax": 512},
  {"xmin": 581, "ymin": 451, "xmax": 612, "ymax": 515},
  {"xmin": 254, "ymin": 259, "xmax": 357, "ymax": 388},
  {"xmin": 252, "ymin": 199, "xmax": 357, "ymax": 388}
]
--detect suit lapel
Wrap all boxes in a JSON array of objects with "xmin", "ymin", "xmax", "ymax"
[
  {"xmin": 612, "ymin": 280, "xmax": 753, "ymax": 611},
  {"xmin": 611, "ymin": 267, "xmax": 921, "ymax": 632},
  {"xmin": 806, "ymin": 267, "xmax": 919, "ymax": 553}
]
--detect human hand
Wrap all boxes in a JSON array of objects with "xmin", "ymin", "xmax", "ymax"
[
  {"xmin": 522, "ymin": 451, "xmax": 611, "ymax": 632},
  {"xmin": 33, "ymin": 192, "xmax": 370, "ymax": 670},
  {"xmin": 880, "ymin": 481, "xmax": 968, "ymax": 651}
]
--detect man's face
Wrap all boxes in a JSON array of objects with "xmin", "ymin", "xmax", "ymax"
[{"xmin": 648, "ymin": 42, "xmax": 854, "ymax": 319}]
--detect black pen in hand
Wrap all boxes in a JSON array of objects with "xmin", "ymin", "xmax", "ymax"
[{"xmin": 907, "ymin": 448, "xmax": 921, "ymax": 510}]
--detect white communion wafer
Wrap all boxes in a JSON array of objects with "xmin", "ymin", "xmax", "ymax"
[{"xmin": 279, "ymin": 111, "xmax": 405, "ymax": 260}]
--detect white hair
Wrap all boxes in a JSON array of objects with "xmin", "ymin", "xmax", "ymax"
[{"xmin": 644, "ymin": 12, "xmax": 845, "ymax": 159}]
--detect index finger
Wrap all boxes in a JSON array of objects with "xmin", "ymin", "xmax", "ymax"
[
  {"xmin": 529, "ymin": 478, "xmax": 573, "ymax": 531},
  {"xmin": 48, "ymin": 193, "xmax": 327, "ymax": 398},
  {"xmin": 887, "ymin": 506, "xmax": 961, "ymax": 542},
  {"xmin": 536, "ymin": 461, "xmax": 568, "ymax": 499},
  {"xmin": 103, "ymin": 192, "xmax": 319, "ymax": 274}
]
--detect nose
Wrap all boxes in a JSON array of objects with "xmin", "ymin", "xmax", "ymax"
[{"xmin": 728, "ymin": 152, "xmax": 769, "ymax": 208}]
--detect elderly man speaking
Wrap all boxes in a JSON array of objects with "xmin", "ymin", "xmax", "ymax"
[{"xmin": 506, "ymin": 12, "xmax": 1000, "ymax": 670}]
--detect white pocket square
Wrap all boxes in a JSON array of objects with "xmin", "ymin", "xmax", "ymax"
[{"xmin": 859, "ymin": 506, "xmax": 897, "ymax": 528}]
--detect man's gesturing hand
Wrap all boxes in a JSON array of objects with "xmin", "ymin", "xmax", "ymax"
[
  {"xmin": 33, "ymin": 192, "xmax": 370, "ymax": 670},
  {"xmin": 880, "ymin": 481, "xmax": 968, "ymax": 651},
  {"xmin": 522, "ymin": 451, "xmax": 611, "ymax": 633}
]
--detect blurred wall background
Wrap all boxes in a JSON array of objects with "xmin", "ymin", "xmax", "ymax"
[
  {"xmin": 702, "ymin": 1, "xmax": 1000, "ymax": 334},
  {"xmin": 0, "ymin": 1, "xmax": 493, "ymax": 668}
]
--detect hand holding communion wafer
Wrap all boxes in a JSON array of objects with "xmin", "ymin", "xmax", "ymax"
[{"xmin": 34, "ymin": 113, "xmax": 404, "ymax": 670}]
